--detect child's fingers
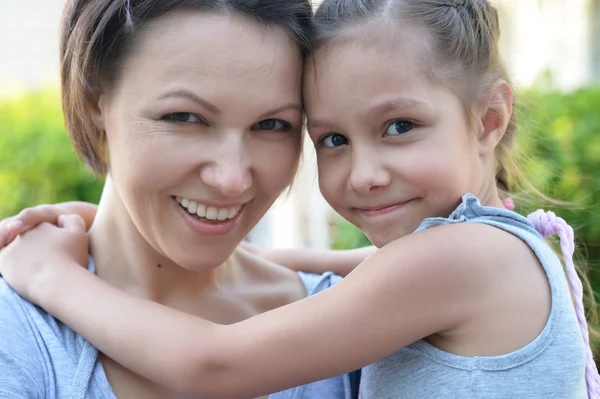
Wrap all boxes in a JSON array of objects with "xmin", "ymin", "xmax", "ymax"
[
  {"xmin": 16, "ymin": 205, "xmax": 61, "ymax": 230},
  {"xmin": 57, "ymin": 214, "xmax": 86, "ymax": 234},
  {"xmin": 0, "ymin": 218, "xmax": 21, "ymax": 247},
  {"xmin": 4, "ymin": 233, "xmax": 17, "ymax": 247},
  {"xmin": 5, "ymin": 219, "xmax": 25, "ymax": 235}
]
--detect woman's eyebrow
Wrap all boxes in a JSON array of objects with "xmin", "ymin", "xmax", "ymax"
[{"xmin": 157, "ymin": 89, "xmax": 221, "ymax": 115}]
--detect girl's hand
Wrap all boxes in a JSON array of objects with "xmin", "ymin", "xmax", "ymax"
[
  {"xmin": 0, "ymin": 202, "xmax": 98, "ymax": 248},
  {"xmin": 0, "ymin": 214, "xmax": 89, "ymax": 304}
]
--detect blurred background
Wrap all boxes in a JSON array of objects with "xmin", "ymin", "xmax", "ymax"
[{"xmin": 1, "ymin": 0, "xmax": 599, "ymax": 348}]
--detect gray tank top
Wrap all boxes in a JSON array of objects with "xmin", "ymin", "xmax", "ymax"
[{"xmin": 360, "ymin": 194, "xmax": 588, "ymax": 399}]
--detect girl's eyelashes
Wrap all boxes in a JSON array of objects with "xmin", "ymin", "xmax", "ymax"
[
  {"xmin": 319, "ymin": 133, "xmax": 349, "ymax": 149},
  {"xmin": 161, "ymin": 112, "xmax": 207, "ymax": 125},
  {"xmin": 385, "ymin": 120, "xmax": 415, "ymax": 136},
  {"xmin": 315, "ymin": 119, "xmax": 417, "ymax": 149}
]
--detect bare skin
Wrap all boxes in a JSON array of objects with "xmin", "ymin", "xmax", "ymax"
[{"xmin": 98, "ymin": 245, "xmax": 306, "ymax": 399}]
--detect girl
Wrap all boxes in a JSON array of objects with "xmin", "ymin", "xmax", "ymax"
[{"xmin": 1, "ymin": 0, "xmax": 598, "ymax": 397}]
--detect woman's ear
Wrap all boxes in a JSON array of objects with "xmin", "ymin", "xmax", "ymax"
[
  {"xmin": 90, "ymin": 93, "xmax": 107, "ymax": 132},
  {"xmin": 476, "ymin": 79, "xmax": 513, "ymax": 155}
]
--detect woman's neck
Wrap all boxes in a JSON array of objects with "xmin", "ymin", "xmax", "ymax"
[{"xmin": 87, "ymin": 179, "xmax": 232, "ymax": 304}]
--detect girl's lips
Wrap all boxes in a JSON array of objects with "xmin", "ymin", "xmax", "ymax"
[{"xmin": 357, "ymin": 200, "xmax": 412, "ymax": 217}]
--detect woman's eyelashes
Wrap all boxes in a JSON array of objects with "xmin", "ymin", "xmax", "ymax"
[
  {"xmin": 162, "ymin": 112, "xmax": 207, "ymax": 125},
  {"xmin": 160, "ymin": 113, "xmax": 292, "ymax": 132},
  {"xmin": 252, "ymin": 118, "xmax": 292, "ymax": 132}
]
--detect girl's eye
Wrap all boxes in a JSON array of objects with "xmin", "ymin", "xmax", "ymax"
[
  {"xmin": 386, "ymin": 120, "xmax": 414, "ymax": 136},
  {"xmin": 163, "ymin": 113, "xmax": 202, "ymax": 123},
  {"xmin": 252, "ymin": 119, "xmax": 291, "ymax": 131},
  {"xmin": 320, "ymin": 133, "xmax": 349, "ymax": 148}
]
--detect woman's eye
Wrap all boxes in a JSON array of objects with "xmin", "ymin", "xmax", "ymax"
[
  {"xmin": 253, "ymin": 119, "xmax": 291, "ymax": 131},
  {"xmin": 320, "ymin": 133, "xmax": 348, "ymax": 148},
  {"xmin": 386, "ymin": 120, "xmax": 414, "ymax": 136},
  {"xmin": 163, "ymin": 113, "xmax": 202, "ymax": 123}
]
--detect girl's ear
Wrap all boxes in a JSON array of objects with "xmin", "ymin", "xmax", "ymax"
[{"xmin": 476, "ymin": 79, "xmax": 513, "ymax": 155}]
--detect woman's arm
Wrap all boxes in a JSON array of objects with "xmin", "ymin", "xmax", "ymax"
[{"xmin": 1, "ymin": 221, "xmax": 491, "ymax": 398}]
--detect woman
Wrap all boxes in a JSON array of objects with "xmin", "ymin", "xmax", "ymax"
[{"xmin": 0, "ymin": 1, "xmax": 365, "ymax": 397}]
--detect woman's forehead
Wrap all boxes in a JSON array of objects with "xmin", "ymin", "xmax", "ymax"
[{"xmin": 114, "ymin": 10, "xmax": 303, "ymax": 107}]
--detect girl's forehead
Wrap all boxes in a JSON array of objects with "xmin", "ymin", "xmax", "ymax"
[{"xmin": 305, "ymin": 39, "xmax": 427, "ymax": 95}]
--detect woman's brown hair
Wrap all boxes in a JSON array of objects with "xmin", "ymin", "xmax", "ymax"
[{"xmin": 60, "ymin": 0, "xmax": 313, "ymax": 175}]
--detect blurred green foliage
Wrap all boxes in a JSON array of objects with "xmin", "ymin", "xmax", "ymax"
[{"xmin": 0, "ymin": 89, "xmax": 103, "ymax": 218}]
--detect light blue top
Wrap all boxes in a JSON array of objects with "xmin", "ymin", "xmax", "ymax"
[
  {"xmin": 0, "ymin": 262, "xmax": 358, "ymax": 399},
  {"xmin": 360, "ymin": 194, "xmax": 588, "ymax": 399}
]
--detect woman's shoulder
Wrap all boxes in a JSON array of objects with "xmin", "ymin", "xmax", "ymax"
[
  {"xmin": 0, "ymin": 277, "xmax": 82, "ymax": 352},
  {"xmin": 297, "ymin": 271, "xmax": 342, "ymax": 296},
  {"xmin": 0, "ymin": 277, "xmax": 113, "ymax": 397},
  {"xmin": 235, "ymin": 246, "xmax": 344, "ymax": 296},
  {"xmin": 233, "ymin": 247, "xmax": 308, "ymax": 306},
  {"xmin": 0, "ymin": 277, "xmax": 45, "ymax": 331},
  {"xmin": 0, "ymin": 280, "xmax": 47, "ymax": 396}
]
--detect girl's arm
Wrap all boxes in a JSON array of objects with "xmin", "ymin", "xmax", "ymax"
[
  {"xmin": 1, "ymin": 204, "xmax": 372, "ymax": 276},
  {"xmin": 0, "ymin": 202, "xmax": 98, "ymax": 246},
  {"xmin": 6, "ymin": 221, "xmax": 489, "ymax": 398},
  {"xmin": 240, "ymin": 241, "xmax": 376, "ymax": 276}
]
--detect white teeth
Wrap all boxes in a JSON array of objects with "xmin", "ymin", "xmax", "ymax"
[
  {"xmin": 176, "ymin": 197, "xmax": 241, "ymax": 221},
  {"xmin": 217, "ymin": 208, "xmax": 229, "ymax": 221},
  {"xmin": 205, "ymin": 206, "xmax": 218, "ymax": 220}
]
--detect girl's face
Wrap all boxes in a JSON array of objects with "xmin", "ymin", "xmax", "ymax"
[
  {"xmin": 305, "ymin": 40, "xmax": 487, "ymax": 248},
  {"xmin": 95, "ymin": 10, "xmax": 303, "ymax": 270}
]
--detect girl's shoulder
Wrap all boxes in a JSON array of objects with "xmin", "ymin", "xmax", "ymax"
[{"xmin": 406, "ymin": 193, "xmax": 549, "ymax": 276}]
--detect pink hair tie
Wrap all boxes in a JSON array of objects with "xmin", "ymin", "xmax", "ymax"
[
  {"xmin": 528, "ymin": 210, "xmax": 600, "ymax": 398},
  {"xmin": 502, "ymin": 197, "xmax": 515, "ymax": 211}
]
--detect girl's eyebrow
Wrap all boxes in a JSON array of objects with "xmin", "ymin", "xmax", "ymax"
[
  {"xmin": 307, "ymin": 118, "xmax": 331, "ymax": 131},
  {"xmin": 371, "ymin": 97, "xmax": 433, "ymax": 114},
  {"xmin": 307, "ymin": 97, "xmax": 433, "ymax": 131}
]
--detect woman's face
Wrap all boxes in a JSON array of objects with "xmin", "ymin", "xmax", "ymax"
[{"xmin": 96, "ymin": 10, "xmax": 303, "ymax": 270}]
